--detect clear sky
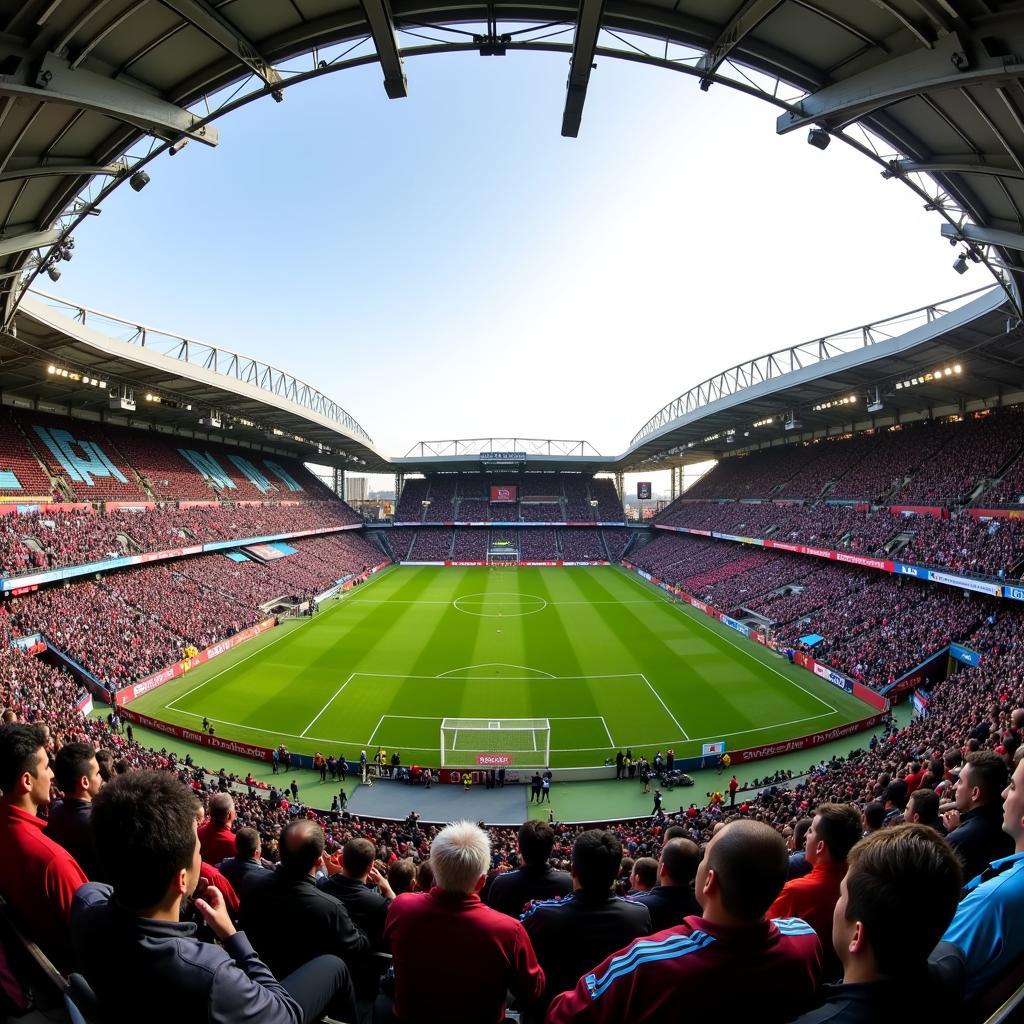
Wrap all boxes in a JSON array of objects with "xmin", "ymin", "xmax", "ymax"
[{"xmin": 51, "ymin": 49, "xmax": 990, "ymax": 471}]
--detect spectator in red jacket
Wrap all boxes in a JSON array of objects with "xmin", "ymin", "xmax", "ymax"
[
  {"xmin": 384, "ymin": 820, "xmax": 544, "ymax": 1024},
  {"xmin": 0, "ymin": 723, "xmax": 87, "ymax": 967},
  {"xmin": 545, "ymin": 819, "xmax": 822, "ymax": 1024},
  {"xmin": 767, "ymin": 803, "xmax": 863, "ymax": 980},
  {"xmin": 198, "ymin": 792, "xmax": 237, "ymax": 865}
]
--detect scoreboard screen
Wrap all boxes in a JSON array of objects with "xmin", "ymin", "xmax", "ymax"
[
  {"xmin": 490, "ymin": 485, "xmax": 518, "ymax": 502},
  {"xmin": 637, "ymin": 481, "xmax": 652, "ymax": 500}
]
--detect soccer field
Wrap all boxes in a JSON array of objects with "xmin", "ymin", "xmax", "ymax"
[{"xmin": 131, "ymin": 565, "xmax": 873, "ymax": 769}]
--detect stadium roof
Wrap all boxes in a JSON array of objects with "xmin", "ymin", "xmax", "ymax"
[
  {"xmin": 4, "ymin": 290, "xmax": 392, "ymax": 471},
  {"xmin": 617, "ymin": 283, "xmax": 1024, "ymax": 470},
  {"xmin": 0, "ymin": 0, "xmax": 1023, "ymax": 336}
]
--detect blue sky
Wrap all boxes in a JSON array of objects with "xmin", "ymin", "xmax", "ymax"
[{"xmin": 52, "ymin": 49, "xmax": 989, "ymax": 478}]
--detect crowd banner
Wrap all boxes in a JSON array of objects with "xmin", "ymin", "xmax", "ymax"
[
  {"xmin": 911, "ymin": 690, "xmax": 931, "ymax": 717},
  {"xmin": 950, "ymin": 642, "xmax": 983, "ymax": 667},
  {"xmin": 118, "ymin": 706, "xmax": 273, "ymax": 762},
  {"xmin": 116, "ymin": 617, "xmax": 277, "ymax": 706},
  {"xmin": 926, "ymin": 570, "xmax": 1002, "ymax": 596}
]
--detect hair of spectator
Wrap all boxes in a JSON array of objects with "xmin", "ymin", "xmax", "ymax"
[
  {"xmin": 660, "ymin": 837, "xmax": 700, "ymax": 885},
  {"xmin": 343, "ymin": 837, "xmax": 376, "ymax": 878},
  {"xmin": 815, "ymin": 803, "xmax": 864, "ymax": 862},
  {"xmin": 965, "ymin": 750, "xmax": 1010, "ymax": 803},
  {"xmin": 862, "ymin": 802, "xmax": 885, "ymax": 831},
  {"xmin": 844, "ymin": 823, "xmax": 962, "ymax": 975},
  {"xmin": 53, "ymin": 742, "xmax": 96, "ymax": 795},
  {"xmin": 235, "ymin": 826, "xmax": 260, "ymax": 860},
  {"xmin": 208, "ymin": 792, "xmax": 234, "ymax": 825},
  {"xmin": 793, "ymin": 816, "xmax": 813, "ymax": 846},
  {"xmin": 416, "ymin": 860, "xmax": 434, "ymax": 892},
  {"xmin": 388, "ymin": 857, "xmax": 417, "ymax": 895},
  {"xmin": 883, "ymin": 780, "xmax": 908, "ymax": 810},
  {"xmin": 518, "ymin": 819, "xmax": 556, "ymax": 866},
  {"xmin": 708, "ymin": 820, "xmax": 788, "ymax": 920},
  {"xmin": 571, "ymin": 829, "xmax": 623, "ymax": 892},
  {"xmin": 279, "ymin": 819, "xmax": 325, "ymax": 876},
  {"xmin": 631, "ymin": 857, "xmax": 658, "ymax": 889},
  {"xmin": 663, "ymin": 825, "xmax": 688, "ymax": 844},
  {"xmin": 430, "ymin": 820, "xmax": 490, "ymax": 894},
  {"xmin": 91, "ymin": 771, "xmax": 197, "ymax": 912},
  {"xmin": 907, "ymin": 788, "xmax": 941, "ymax": 827},
  {"xmin": 0, "ymin": 723, "xmax": 47, "ymax": 794}
]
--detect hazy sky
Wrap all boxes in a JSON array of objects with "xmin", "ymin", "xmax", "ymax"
[{"xmin": 49, "ymin": 49, "xmax": 989, "ymax": 468}]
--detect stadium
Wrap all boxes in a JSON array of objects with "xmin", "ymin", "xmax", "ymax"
[{"xmin": 2, "ymin": 1, "xmax": 1024, "ymax": 1022}]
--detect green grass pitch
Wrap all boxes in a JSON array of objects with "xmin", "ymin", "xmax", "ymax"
[{"xmin": 130, "ymin": 564, "xmax": 873, "ymax": 769}]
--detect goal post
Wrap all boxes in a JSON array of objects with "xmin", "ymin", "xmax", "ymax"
[{"xmin": 440, "ymin": 717, "xmax": 551, "ymax": 769}]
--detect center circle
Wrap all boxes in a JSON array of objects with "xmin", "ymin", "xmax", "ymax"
[{"xmin": 453, "ymin": 592, "xmax": 548, "ymax": 618}]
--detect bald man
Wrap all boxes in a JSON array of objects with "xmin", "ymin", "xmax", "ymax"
[
  {"xmin": 240, "ymin": 819, "xmax": 369, "ymax": 982},
  {"xmin": 547, "ymin": 820, "xmax": 823, "ymax": 1024}
]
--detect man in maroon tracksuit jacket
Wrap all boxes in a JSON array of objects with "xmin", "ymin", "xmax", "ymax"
[{"xmin": 546, "ymin": 820, "xmax": 822, "ymax": 1024}]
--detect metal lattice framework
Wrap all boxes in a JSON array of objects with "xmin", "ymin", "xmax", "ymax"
[
  {"xmin": 28, "ymin": 290, "xmax": 373, "ymax": 444},
  {"xmin": 1, "ymin": 0, "xmax": 1024, "ymax": 330},
  {"xmin": 404, "ymin": 438, "xmax": 602, "ymax": 458},
  {"xmin": 630, "ymin": 286, "xmax": 991, "ymax": 447}
]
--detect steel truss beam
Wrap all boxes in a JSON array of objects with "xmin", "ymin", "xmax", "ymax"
[
  {"xmin": 359, "ymin": 0, "xmax": 408, "ymax": 98},
  {"xmin": 562, "ymin": 0, "xmax": 605, "ymax": 137},
  {"xmin": 885, "ymin": 155, "xmax": 1024, "ymax": 182},
  {"xmin": 158, "ymin": 0, "xmax": 282, "ymax": 90},
  {"xmin": 0, "ymin": 228, "xmax": 61, "ymax": 259},
  {"xmin": 0, "ymin": 158, "xmax": 127, "ymax": 184},
  {"xmin": 698, "ymin": 0, "xmax": 785, "ymax": 90},
  {"xmin": 941, "ymin": 222, "xmax": 1024, "ymax": 254},
  {"xmin": 0, "ymin": 53, "xmax": 219, "ymax": 146},
  {"xmin": 777, "ymin": 32, "xmax": 1024, "ymax": 134}
]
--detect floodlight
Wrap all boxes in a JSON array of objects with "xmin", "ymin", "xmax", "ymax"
[
  {"xmin": 46, "ymin": 265, "xmax": 60, "ymax": 282},
  {"xmin": 807, "ymin": 128, "xmax": 831, "ymax": 150},
  {"xmin": 953, "ymin": 253, "xmax": 969, "ymax": 274},
  {"xmin": 129, "ymin": 171, "xmax": 150, "ymax": 192}
]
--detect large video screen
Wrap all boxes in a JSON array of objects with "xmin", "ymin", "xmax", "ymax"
[
  {"xmin": 637, "ymin": 481, "xmax": 652, "ymax": 500},
  {"xmin": 490, "ymin": 485, "xmax": 518, "ymax": 503}
]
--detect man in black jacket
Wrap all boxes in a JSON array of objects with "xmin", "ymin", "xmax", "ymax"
[
  {"xmin": 487, "ymin": 820, "xmax": 572, "ymax": 918},
  {"xmin": 520, "ymin": 828, "xmax": 651, "ymax": 1018},
  {"xmin": 626, "ymin": 837, "xmax": 701, "ymax": 931},
  {"xmin": 217, "ymin": 826, "xmax": 272, "ymax": 900},
  {"xmin": 241, "ymin": 819, "xmax": 370, "ymax": 981},
  {"xmin": 318, "ymin": 836, "xmax": 394, "ymax": 949},
  {"xmin": 942, "ymin": 750, "xmax": 1013, "ymax": 882},
  {"xmin": 72, "ymin": 771, "xmax": 355, "ymax": 1024},
  {"xmin": 46, "ymin": 741, "xmax": 103, "ymax": 879}
]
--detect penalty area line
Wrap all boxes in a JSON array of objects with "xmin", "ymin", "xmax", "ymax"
[
  {"xmin": 640, "ymin": 673, "xmax": 690, "ymax": 740},
  {"xmin": 300, "ymin": 674, "xmax": 356, "ymax": 737}
]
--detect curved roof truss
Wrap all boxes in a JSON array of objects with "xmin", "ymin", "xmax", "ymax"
[{"xmin": 1, "ymin": 1, "xmax": 1023, "ymax": 329}]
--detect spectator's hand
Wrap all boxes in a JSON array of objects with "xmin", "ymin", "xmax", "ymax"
[
  {"xmin": 368, "ymin": 865, "xmax": 395, "ymax": 900},
  {"xmin": 941, "ymin": 809, "xmax": 961, "ymax": 832},
  {"xmin": 323, "ymin": 852, "xmax": 344, "ymax": 877},
  {"xmin": 194, "ymin": 885, "xmax": 236, "ymax": 941}
]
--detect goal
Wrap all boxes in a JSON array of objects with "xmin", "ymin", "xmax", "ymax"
[{"xmin": 440, "ymin": 717, "xmax": 551, "ymax": 769}]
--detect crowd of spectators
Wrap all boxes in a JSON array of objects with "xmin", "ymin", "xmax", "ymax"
[
  {"xmin": 6, "ymin": 582, "xmax": 1024, "ymax": 1019},
  {"xmin": 678, "ymin": 408, "xmax": 1024, "ymax": 508},
  {"xmin": 392, "ymin": 474, "xmax": 627, "ymax": 524},
  {"xmin": 0, "ymin": 500, "xmax": 363, "ymax": 580},
  {"xmin": 2, "ymin": 530, "xmax": 385, "ymax": 688},
  {"xmin": 654, "ymin": 498, "xmax": 1024, "ymax": 580}
]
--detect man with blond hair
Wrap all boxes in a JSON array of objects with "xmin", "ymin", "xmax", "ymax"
[{"xmin": 384, "ymin": 820, "xmax": 544, "ymax": 1023}]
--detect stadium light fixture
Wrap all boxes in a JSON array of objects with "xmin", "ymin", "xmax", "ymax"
[
  {"xmin": 953, "ymin": 252, "xmax": 969, "ymax": 274},
  {"xmin": 807, "ymin": 128, "xmax": 831, "ymax": 150},
  {"xmin": 46, "ymin": 264, "xmax": 60, "ymax": 282},
  {"xmin": 129, "ymin": 170, "xmax": 150, "ymax": 192}
]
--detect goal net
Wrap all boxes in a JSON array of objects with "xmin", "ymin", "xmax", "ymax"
[{"xmin": 440, "ymin": 717, "xmax": 551, "ymax": 769}]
